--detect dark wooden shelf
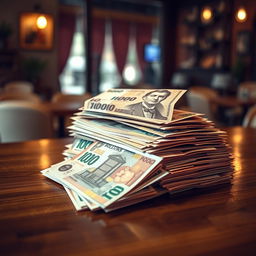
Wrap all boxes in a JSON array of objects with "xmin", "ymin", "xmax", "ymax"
[
  {"xmin": 177, "ymin": 0, "xmax": 231, "ymax": 73},
  {"xmin": 0, "ymin": 49, "xmax": 19, "ymax": 86}
]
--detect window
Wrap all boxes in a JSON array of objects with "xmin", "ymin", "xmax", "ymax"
[
  {"xmin": 99, "ymin": 21, "xmax": 121, "ymax": 92},
  {"xmin": 122, "ymin": 27, "xmax": 142, "ymax": 86},
  {"xmin": 59, "ymin": 15, "xmax": 86, "ymax": 94},
  {"xmin": 150, "ymin": 25, "xmax": 161, "ymax": 87}
]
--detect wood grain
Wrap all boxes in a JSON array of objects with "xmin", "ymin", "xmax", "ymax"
[{"xmin": 0, "ymin": 127, "xmax": 256, "ymax": 256}]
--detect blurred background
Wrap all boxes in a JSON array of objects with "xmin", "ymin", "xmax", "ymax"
[{"xmin": 1, "ymin": 0, "xmax": 256, "ymax": 142}]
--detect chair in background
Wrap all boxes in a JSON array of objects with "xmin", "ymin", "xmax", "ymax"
[
  {"xmin": 169, "ymin": 73, "xmax": 190, "ymax": 109},
  {"xmin": 170, "ymin": 72, "xmax": 189, "ymax": 89},
  {"xmin": 51, "ymin": 93, "xmax": 92, "ymax": 136},
  {"xmin": 3, "ymin": 81, "xmax": 33, "ymax": 94},
  {"xmin": 186, "ymin": 86, "xmax": 242, "ymax": 126},
  {"xmin": 0, "ymin": 101, "xmax": 53, "ymax": 143},
  {"xmin": 51, "ymin": 93, "xmax": 92, "ymax": 105},
  {"xmin": 0, "ymin": 81, "xmax": 41, "ymax": 103},
  {"xmin": 211, "ymin": 73, "xmax": 233, "ymax": 93},
  {"xmin": 243, "ymin": 105, "xmax": 256, "ymax": 128},
  {"xmin": 0, "ymin": 93, "xmax": 41, "ymax": 103},
  {"xmin": 186, "ymin": 87, "xmax": 218, "ymax": 122},
  {"xmin": 237, "ymin": 81, "xmax": 256, "ymax": 101}
]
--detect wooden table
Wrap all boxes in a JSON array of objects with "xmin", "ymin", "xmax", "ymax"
[{"xmin": 0, "ymin": 127, "xmax": 256, "ymax": 256}]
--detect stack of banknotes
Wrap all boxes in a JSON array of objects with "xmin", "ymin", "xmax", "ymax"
[{"xmin": 42, "ymin": 89, "xmax": 233, "ymax": 212}]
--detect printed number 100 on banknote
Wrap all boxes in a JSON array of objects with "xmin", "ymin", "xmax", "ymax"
[{"xmin": 47, "ymin": 141, "xmax": 162, "ymax": 208}]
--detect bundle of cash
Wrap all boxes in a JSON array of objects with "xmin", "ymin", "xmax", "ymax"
[
  {"xmin": 42, "ymin": 89, "xmax": 233, "ymax": 212},
  {"xmin": 42, "ymin": 139, "xmax": 165, "ymax": 211}
]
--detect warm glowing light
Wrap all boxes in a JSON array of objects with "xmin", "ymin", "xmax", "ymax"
[
  {"xmin": 236, "ymin": 7, "xmax": 247, "ymax": 22},
  {"xmin": 39, "ymin": 139, "xmax": 50, "ymax": 147},
  {"xmin": 123, "ymin": 65, "xmax": 136, "ymax": 82},
  {"xmin": 201, "ymin": 7, "xmax": 212, "ymax": 23},
  {"xmin": 233, "ymin": 156, "xmax": 242, "ymax": 173},
  {"xmin": 231, "ymin": 131, "xmax": 243, "ymax": 177},
  {"xmin": 39, "ymin": 154, "xmax": 51, "ymax": 169},
  {"xmin": 203, "ymin": 8, "xmax": 212, "ymax": 20},
  {"xmin": 232, "ymin": 134, "xmax": 242, "ymax": 144},
  {"xmin": 36, "ymin": 15, "xmax": 47, "ymax": 29}
]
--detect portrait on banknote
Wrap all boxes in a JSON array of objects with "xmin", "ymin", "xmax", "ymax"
[
  {"xmin": 123, "ymin": 90, "xmax": 171, "ymax": 120},
  {"xmin": 83, "ymin": 88, "xmax": 186, "ymax": 124}
]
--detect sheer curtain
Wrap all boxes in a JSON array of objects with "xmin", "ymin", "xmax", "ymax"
[
  {"xmin": 91, "ymin": 16, "xmax": 106, "ymax": 93},
  {"xmin": 58, "ymin": 12, "xmax": 76, "ymax": 75},
  {"xmin": 135, "ymin": 22, "xmax": 153, "ymax": 74},
  {"xmin": 111, "ymin": 18, "xmax": 130, "ymax": 76},
  {"xmin": 92, "ymin": 16, "xmax": 105, "ymax": 61}
]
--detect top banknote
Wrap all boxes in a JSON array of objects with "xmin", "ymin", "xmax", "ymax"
[{"xmin": 83, "ymin": 89, "xmax": 186, "ymax": 124}]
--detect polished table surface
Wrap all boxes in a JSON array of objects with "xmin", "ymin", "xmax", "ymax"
[{"xmin": 0, "ymin": 127, "xmax": 256, "ymax": 256}]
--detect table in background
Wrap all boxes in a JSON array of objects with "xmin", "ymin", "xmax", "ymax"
[
  {"xmin": 45, "ymin": 102, "xmax": 83, "ymax": 137},
  {"xmin": 214, "ymin": 95, "xmax": 256, "ymax": 109},
  {"xmin": 0, "ymin": 127, "xmax": 256, "ymax": 256},
  {"xmin": 213, "ymin": 95, "xmax": 256, "ymax": 125}
]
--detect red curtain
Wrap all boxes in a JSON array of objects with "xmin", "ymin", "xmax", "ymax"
[
  {"xmin": 91, "ymin": 17, "xmax": 105, "ymax": 72},
  {"xmin": 135, "ymin": 22, "xmax": 153, "ymax": 73},
  {"xmin": 58, "ymin": 12, "xmax": 76, "ymax": 75},
  {"xmin": 111, "ymin": 19, "xmax": 130, "ymax": 75}
]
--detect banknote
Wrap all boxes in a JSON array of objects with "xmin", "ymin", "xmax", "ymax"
[
  {"xmin": 45, "ymin": 140, "xmax": 163, "ymax": 208},
  {"xmin": 72, "ymin": 117, "xmax": 160, "ymax": 142},
  {"xmin": 41, "ymin": 168, "xmax": 88, "ymax": 211},
  {"xmin": 64, "ymin": 187, "xmax": 89, "ymax": 211},
  {"xmin": 65, "ymin": 169, "xmax": 168, "ymax": 211},
  {"xmin": 162, "ymin": 173, "xmax": 231, "ymax": 193},
  {"xmin": 42, "ymin": 166, "xmax": 100, "ymax": 211},
  {"xmin": 105, "ymin": 186, "xmax": 166, "ymax": 212},
  {"xmin": 70, "ymin": 126, "xmax": 147, "ymax": 149},
  {"xmin": 77, "ymin": 101, "xmax": 212, "ymax": 138},
  {"xmin": 66, "ymin": 187, "xmax": 100, "ymax": 211},
  {"xmin": 83, "ymin": 89, "xmax": 186, "ymax": 124},
  {"xmin": 71, "ymin": 137, "xmax": 94, "ymax": 153},
  {"xmin": 63, "ymin": 138, "xmax": 167, "ymax": 193},
  {"xmin": 63, "ymin": 138, "xmax": 95, "ymax": 159},
  {"xmin": 77, "ymin": 111, "xmax": 172, "ymax": 129},
  {"xmin": 77, "ymin": 110, "xmax": 200, "ymax": 130}
]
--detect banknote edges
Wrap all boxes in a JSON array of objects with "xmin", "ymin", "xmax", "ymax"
[
  {"xmin": 44, "ymin": 140, "xmax": 163, "ymax": 209},
  {"xmin": 42, "ymin": 89, "xmax": 234, "ymax": 212}
]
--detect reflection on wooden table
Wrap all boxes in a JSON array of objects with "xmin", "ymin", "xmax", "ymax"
[{"xmin": 0, "ymin": 127, "xmax": 256, "ymax": 255}]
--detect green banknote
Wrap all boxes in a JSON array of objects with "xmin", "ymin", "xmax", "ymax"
[{"xmin": 45, "ymin": 140, "xmax": 163, "ymax": 208}]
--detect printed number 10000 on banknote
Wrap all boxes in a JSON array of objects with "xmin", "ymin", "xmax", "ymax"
[{"xmin": 83, "ymin": 89, "xmax": 186, "ymax": 124}]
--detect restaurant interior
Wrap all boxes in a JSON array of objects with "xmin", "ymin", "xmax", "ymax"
[
  {"xmin": 0, "ymin": 0, "xmax": 256, "ymax": 142},
  {"xmin": 1, "ymin": 1, "xmax": 256, "ymax": 254}
]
